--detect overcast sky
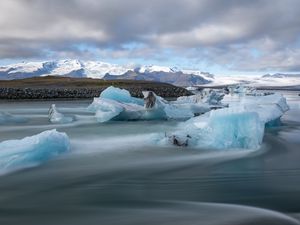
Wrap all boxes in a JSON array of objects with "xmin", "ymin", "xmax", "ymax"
[{"xmin": 0, "ymin": 0, "xmax": 300, "ymax": 75}]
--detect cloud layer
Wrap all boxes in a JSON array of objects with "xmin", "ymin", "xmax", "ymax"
[{"xmin": 0, "ymin": 0, "xmax": 300, "ymax": 72}]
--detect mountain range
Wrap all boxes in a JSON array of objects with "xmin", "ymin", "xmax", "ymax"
[
  {"xmin": 1, "ymin": 59, "xmax": 300, "ymax": 87},
  {"xmin": 0, "ymin": 59, "xmax": 214, "ymax": 86}
]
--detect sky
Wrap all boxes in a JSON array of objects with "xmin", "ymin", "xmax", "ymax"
[{"xmin": 0, "ymin": 0, "xmax": 300, "ymax": 75}]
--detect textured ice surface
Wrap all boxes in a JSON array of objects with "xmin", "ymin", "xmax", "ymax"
[
  {"xmin": 88, "ymin": 97, "xmax": 144, "ymax": 122},
  {"xmin": 48, "ymin": 104, "xmax": 74, "ymax": 124},
  {"xmin": 0, "ymin": 129, "xmax": 70, "ymax": 173},
  {"xmin": 203, "ymin": 90, "xmax": 225, "ymax": 105},
  {"xmin": 240, "ymin": 93, "xmax": 289, "ymax": 124},
  {"xmin": 0, "ymin": 112, "xmax": 28, "ymax": 124},
  {"xmin": 168, "ymin": 107, "xmax": 264, "ymax": 150},
  {"xmin": 88, "ymin": 87, "xmax": 199, "ymax": 122},
  {"xmin": 142, "ymin": 91, "xmax": 194, "ymax": 119},
  {"xmin": 100, "ymin": 86, "xmax": 144, "ymax": 105},
  {"xmin": 203, "ymin": 107, "xmax": 264, "ymax": 149},
  {"xmin": 174, "ymin": 89, "xmax": 227, "ymax": 115},
  {"xmin": 165, "ymin": 93, "xmax": 289, "ymax": 150},
  {"xmin": 176, "ymin": 89, "xmax": 225, "ymax": 106},
  {"xmin": 90, "ymin": 98, "xmax": 144, "ymax": 122}
]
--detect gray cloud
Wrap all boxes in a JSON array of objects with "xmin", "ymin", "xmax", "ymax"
[{"xmin": 0, "ymin": 0, "xmax": 300, "ymax": 72}]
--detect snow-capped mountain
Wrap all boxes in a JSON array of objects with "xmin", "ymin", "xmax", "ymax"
[
  {"xmin": 0, "ymin": 60, "xmax": 212, "ymax": 86},
  {"xmin": 0, "ymin": 60, "xmax": 133, "ymax": 79},
  {"xmin": 103, "ymin": 70, "xmax": 211, "ymax": 86},
  {"xmin": 1, "ymin": 60, "xmax": 299, "ymax": 87},
  {"xmin": 262, "ymin": 73, "xmax": 300, "ymax": 78},
  {"xmin": 200, "ymin": 74, "xmax": 300, "ymax": 87}
]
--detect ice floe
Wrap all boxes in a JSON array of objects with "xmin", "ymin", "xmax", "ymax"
[
  {"xmin": 164, "ymin": 93, "xmax": 289, "ymax": 150},
  {"xmin": 88, "ymin": 86, "xmax": 227, "ymax": 122},
  {"xmin": 0, "ymin": 129, "xmax": 70, "ymax": 173}
]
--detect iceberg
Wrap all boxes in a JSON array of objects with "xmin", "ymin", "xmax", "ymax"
[
  {"xmin": 99, "ymin": 86, "xmax": 144, "ymax": 105},
  {"xmin": 173, "ymin": 89, "xmax": 227, "ymax": 115},
  {"xmin": 203, "ymin": 89, "xmax": 226, "ymax": 106},
  {"xmin": 142, "ymin": 91, "xmax": 194, "ymax": 119},
  {"xmin": 239, "ymin": 93, "xmax": 289, "ymax": 124},
  {"xmin": 166, "ymin": 107, "xmax": 264, "ymax": 150},
  {"xmin": 0, "ymin": 129, "xmax": 70, "ymax": 173},
  {"xmin": 89, "ymin": 97, "xmax": 144, "ymax": 122},
  {"xmin": 48, "ymin": 104, "xmax": 74, "ymax": 124},
  {"xmin": 88, "ymin": 86, "xmax": 199, "ymax": 122},
  {"xmin": 0, "ymin": 112, "xmax": 28, "ymax": 124},
  {"xmin": 164, "ymin": 93, "xmax": 289, "ymax": 150}
]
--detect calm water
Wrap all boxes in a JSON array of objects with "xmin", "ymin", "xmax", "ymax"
[{"xmin": 0, "ymin": 91, "xmax": 300, "ymax": 225}]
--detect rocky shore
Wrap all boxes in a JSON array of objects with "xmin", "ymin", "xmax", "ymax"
[{"xmin": 0, "ymin": 76, "xmax": 192, "ymax": 100}]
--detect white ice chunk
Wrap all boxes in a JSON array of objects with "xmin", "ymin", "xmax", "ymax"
[
  {"xmin": 89, "ymin": 97, "xmax": 144, "ymax": 122},
  {"xmin": 203, "ymin": 90, "xmax": 225, "ymax": 106},
  {"xmin": 173, "ymin": 89, "xmax": 227, "ymax": 115},
  {"xmin": 48, "ymin": 104, "xmax": 74, "ymax": 124},
  {"xmin": 0, "ymin": 129, "xmax": 70, "ymax": 172},
  {"xmin": 240, "ymin": 93, "xmax": 289, "ymax": 123}
]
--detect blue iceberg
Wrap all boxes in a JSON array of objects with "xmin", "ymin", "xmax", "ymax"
[
  {"xmin": 88, "ymin": 97, "xmax": 144, "ymax": 122},
  {"xmin": 100, "ymin": 86, "xmax": 144, "ymax": 105},
  {"xmin": 0, "ymin": 129, "xmax": 70, "ymax": 173},
  {"xmin": 165, "ymin": 93, "xmax": 289, "ymax": 150},
  {"xmin": 88, "ymin": 86, "xmax": 211, "ymax": 122}
]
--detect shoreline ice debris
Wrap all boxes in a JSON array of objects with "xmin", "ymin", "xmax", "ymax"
[
  {"xmin": 0, "ymin": 129, "xmax": 70, "ymax": 173},
  {"xmin": 0, "ymin": 112, "xmax": 28, "ymax": 124},
  {"xmin": 164, "ymin": 93, "xmax": 289, "ymax": 150},
  {"xmin": 48, "ymin": 104, "xmax": 74, "ymax": 124},
  {"xmin": 87, "ymin": 86, "xmax": 219, "ymax": 122}
]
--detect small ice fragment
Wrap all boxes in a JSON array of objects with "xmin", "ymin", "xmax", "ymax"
[{"xmin": 48, "ymin": 104, "xmax": 74, "ymax": 124}]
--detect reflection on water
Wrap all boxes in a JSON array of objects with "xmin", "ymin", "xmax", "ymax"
[{"xmin": 0, "ymin": 92, "xmax": 300, "ymax": 225}]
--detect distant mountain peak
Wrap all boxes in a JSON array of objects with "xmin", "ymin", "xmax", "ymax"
[
  {"xmin": 0, "ymin": 59, "xmax": 214, "ymax": 86},
  {"xmin": 262, "ymin": 73, "xmax": 300, "ymax": 78}
]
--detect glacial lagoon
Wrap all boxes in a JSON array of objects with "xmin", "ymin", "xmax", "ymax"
[{"xmin": 0, "ymin": 91, "xmax": 300, "ymax": 225}]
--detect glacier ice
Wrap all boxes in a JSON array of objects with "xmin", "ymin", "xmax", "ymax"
[
  {"xmin": 99, "ymin": 86, "xmax": 144, "ymax": 105},
  {"xmin": 175, "ymin": 89, "xmax": 225, "ymax": 106},
  {"xmin": 166, "ymin": 107, "xmax": 264, "ymax": 150},
  {"xmin": 239, "ymin": 93, "xmax": 289, "ymax": 124},
  {"xmin": 164, "ymin": 93, "xmax": 289, "ymax": 150},
  {"xmin": 0, "ymin": 112, "xmax": 28, "ymax": 124},
  {"xmin": 142, "ymin": 90, "xmax": 195, "ymax": 119},
  {"xmin": 0, "ymin": 129, "xmax": 70, "ymax": 173},
  {"xmin": 88, "ymin": 97, "xmax": 144, "ymax": 122},
  {"xmin": 173, "ymin": 89, "xmax": 227, "ymax": 115},
  {"xmin": 202, "ymin": 89, "xmax": 226, "ymax": 106},
  {"xmin": 88, "ymin": 86, "xmax": 203, "ymax": 122},
  {"xmin": 48, "ymin": 104, "xmax": 74, "ymax": 124}
]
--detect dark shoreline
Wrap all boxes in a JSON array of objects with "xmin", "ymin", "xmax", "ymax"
[
  {"xmin": 0, "ymin": 87, "xmax": 192, "ymax": 100},
  {"xmin": 0, "ymin": 76, "xmax": 192, "ymax": 100}
]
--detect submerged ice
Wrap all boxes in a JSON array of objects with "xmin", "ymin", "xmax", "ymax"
[
  {"xmin": 0, "ymin": 111, "xmax": 28, "ymax": 124},
  {"xmin": 0, "ymin": 129, "xmax": 70, "ymax": 173}
]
